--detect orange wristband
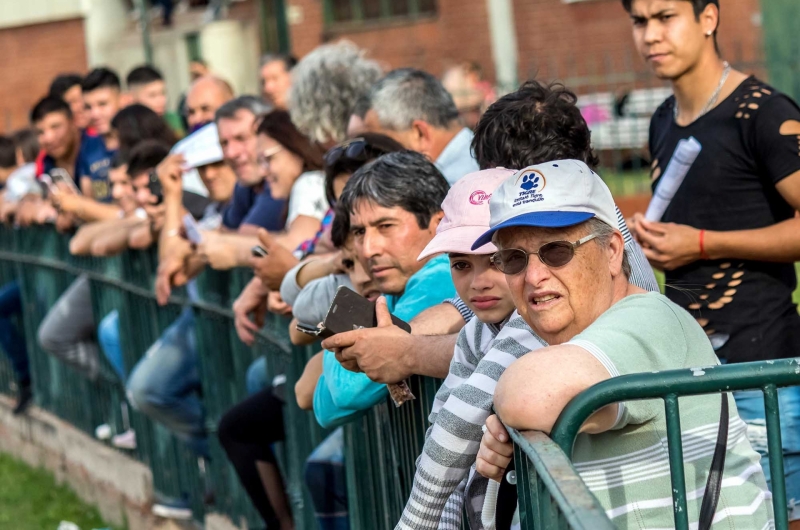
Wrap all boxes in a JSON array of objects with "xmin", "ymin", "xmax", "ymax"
[{"xmin": 699, "ymin": 229, "xmax": 710, "ymax": 260}]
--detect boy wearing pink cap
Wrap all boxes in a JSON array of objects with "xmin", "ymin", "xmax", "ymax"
[{"xmin": 398, "ymin": 168, "xmax": 521, "ymax": 530}]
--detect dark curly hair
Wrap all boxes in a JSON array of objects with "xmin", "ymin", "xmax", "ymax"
[{"xmin": 471, "ymin": 80, "xmax": 599, "ymax": 171}]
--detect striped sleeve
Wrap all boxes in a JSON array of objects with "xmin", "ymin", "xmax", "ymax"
[
  {"xmin": 429, "ymin": 317, "xmax": 485, "ymax": 425},
  {"xmin": 444, "ymin": 296, "xmax": 476, "ymax": 323},
  {"xmin": 396, "ymin": 316, "xmax": 545, "ymax": 530},
  {"xmin": 438, "ymin": 479, "xmax": 466, "ymax": 530}
]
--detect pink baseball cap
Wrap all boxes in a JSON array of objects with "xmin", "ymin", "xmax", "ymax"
[{"xmin": 418, "ymin": 168, "xmax": 516, "ymax": 260}]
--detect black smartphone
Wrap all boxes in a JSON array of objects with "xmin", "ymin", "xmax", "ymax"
[
  {"xmin": 251, "ymin": 245, "xmax": 269, "ymax": 258},
  {"xmin": 320, "ymin": 286, "xmax": 411, "ymax": 337},
  {"xmin": 148, "ymin": 169, "xmax": 164, "ymax": 205}
]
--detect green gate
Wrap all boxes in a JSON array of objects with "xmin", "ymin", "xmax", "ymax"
[{"xmin": 513, "ymin": 358, "xmax": 800, "ymax": 530}]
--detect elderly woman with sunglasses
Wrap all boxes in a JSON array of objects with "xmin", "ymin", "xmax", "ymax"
[{"xmin": 459, "ymin": 161, "xmax": 770, "ymax": 530}]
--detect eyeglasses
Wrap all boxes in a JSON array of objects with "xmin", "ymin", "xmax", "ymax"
[
  {"xmin": 491, "ymin": 234, "xmax": 598, "ymax": 275},
  {"xmin": 324, "ymin": 138, "xmax": 374, "ymax": 167},
  {"xmin": 257, "ymin": 145, "xmax": 283, "ymax": 167}
]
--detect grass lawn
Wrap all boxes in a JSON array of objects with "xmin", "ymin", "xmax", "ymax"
[{"xmin": 0, "ymin": 452, "xmax": 117, "ymax": 530}]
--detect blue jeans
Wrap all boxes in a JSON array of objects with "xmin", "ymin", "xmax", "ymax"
[
  {"xmin": 97, "ymin": 310, "xmax": 126, "ymax": 383},
  {"xmin": 126, "ymin": 308, "xmax": 209, "ymax": 457},
  {"xmin": 305, "ymin": 427, "xmax": 349, "ymax": 530},
  {"xmin": 0, "ymin": 281, "xmax": 29, "ymax": 384},
  {"xmin": 245, "ymin": 356, "xmax": 270, "ymax": 396},
  {"xmin": 734, "ymin": 386, "xmax": 800, "ymax": 520}
]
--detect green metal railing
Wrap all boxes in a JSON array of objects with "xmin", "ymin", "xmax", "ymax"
[
  {"xmin": 513, "ymin": 358, "xmax": 800, "ymax": 530},
  {"xmin": 0, "ymin": 226, "xmax": 441, "ymax": 528}
]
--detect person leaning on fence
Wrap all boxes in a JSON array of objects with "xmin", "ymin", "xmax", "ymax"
[
  {"xmin": 0, "ymin": 136, "xmax": 33, "ymax": 415},
  {"xmin": 468, "ymin": 160, "xmax": 773, "ymax": 530},
  {"xmin": 279, "ymin": 133, "xmax": 405, "ymax": 348},
  {"xmin": 123, "ymin": 125, "xmax": 239, "ymax": 519},
  {"xmin": 215, "ymin": 134, "xmax": 403, "ymax": 530},
  {"xmin": 622, "ymin": 1, "xmax": 800, "ymax": 521},
  {"xmin": 316, "ymin": 150, "xmax": 456, "ymax": 428},
  {"xmin": 36, "ymin": 113, "xmax": 169, "ymax": 384},
  {"xmin": 360, "ymin": 68, "xmax": 479, "ymax": 186},
  {"xmin": 393, "ymin": 168, "xmax": 518, "ymax": 530}
]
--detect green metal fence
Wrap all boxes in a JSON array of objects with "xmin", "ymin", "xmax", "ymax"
[
  {"xmin": 0, "ymin": 225, "xmax": 442, "ymax": 529},
  {"xmin": 512, "ymin": 358, "xmax": 800, "ymax": 530}
]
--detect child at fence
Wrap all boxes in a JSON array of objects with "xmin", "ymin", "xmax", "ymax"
[
  {"xmin": 217, "ymin": 134, "xmax": 404, "ymax": 530},
  {"xmin": 394, "ymin": 168, "xmax": 519, "ymax": 530}
]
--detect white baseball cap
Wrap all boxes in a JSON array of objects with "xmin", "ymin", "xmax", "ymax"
[
  {"xmin": 170, "ymin": 122, "xmax": 224, "ymax": 170},
  {"xmin": 471, "ymin": 159, "xmax": 617, "ymax": 249}
]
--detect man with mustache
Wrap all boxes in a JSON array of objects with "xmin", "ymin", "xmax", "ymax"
[{"xmin": 313, "ymin": 150, "xmax": 457, "ymax": 427}]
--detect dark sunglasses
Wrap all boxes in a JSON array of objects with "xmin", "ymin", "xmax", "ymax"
[
  {"xmin": 324, "ymin": 138, "xmax": 375, "ymax": 167},
  {"xmin": 491, "ymin": 234, "xmax": 598, "ymax": 275}
]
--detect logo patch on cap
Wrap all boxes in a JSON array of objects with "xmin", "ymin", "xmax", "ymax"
[
  {"xmin": 469, "ymin": 190, "xmax": 491, "ymax": 205},
  {"xmin": 513, "ymin": 169, "xmax": 546, "ymax": 208}
]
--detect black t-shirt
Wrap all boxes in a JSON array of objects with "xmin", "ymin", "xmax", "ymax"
[{"xmin": 649, "ymin": 76, "xmax": 800, "ymax": 363}]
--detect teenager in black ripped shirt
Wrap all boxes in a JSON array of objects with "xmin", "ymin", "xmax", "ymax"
[{"xmin": 625, "ymin": 0, "xmax": 800, "ymax": 523}]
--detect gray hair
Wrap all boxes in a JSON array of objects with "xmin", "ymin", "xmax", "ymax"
[
  {"xmin": 586, "ymin": 218, "xmax": 631, "ymax": 278},
  {"xmin": 369, "ymin": 68, "xmax": 460, "ymax": 132},
  {"xmin": 214, "ymin": 95, "xmax": 272, "ymax": 123},
  {"xmin": 288, "ymin": 41, "xmax": 383, "ymax": 144}
]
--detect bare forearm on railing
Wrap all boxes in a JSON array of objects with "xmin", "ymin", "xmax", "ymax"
[
  {"xmin": 69, "ymin": 196, "xmax": 122, "ymax": 223},
  {"xmin": 90, "ymin": 219, "xmax": 149, "ymax": 256},
  {"xmin": 69, "ymin": 217, "xmax": 145, "ymax": 255},
  {"xmin": 158, "ymin": 193, "xmax": 184, "ymax": 261}
]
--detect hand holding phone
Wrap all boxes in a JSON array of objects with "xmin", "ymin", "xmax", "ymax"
[
  {"xmin": 148, "ymin": 169, "xmax": 164, "ymax": 205},
  {"xmin": 322, "ymin": 286, "xmax": 411, "ymax": 337},
  {"xmin": 49, "ymin": 168, "xmax": 80, "ymax": 195}
]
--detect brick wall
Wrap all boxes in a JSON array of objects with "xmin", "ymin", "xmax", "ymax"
[
  {"xmin": 287, "ymin": 0, "xmax": 495, "ymax": 79},
  {"xmin": 0, "ymin": 18, "xmax": 88, "ymax": 133},
  {"xmin": 512, "ymin": 0, "xmax": 765, "ymax": 86},
  {"xmin": 285, "ymin": 0, "xmax": 764, "ymax": 87}
]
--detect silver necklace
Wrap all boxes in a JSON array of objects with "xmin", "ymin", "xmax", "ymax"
[{"xmin": 674, "ymin": 61, "xmax": 731, "ymax": 122}]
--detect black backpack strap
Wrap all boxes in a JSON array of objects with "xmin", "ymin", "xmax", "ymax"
[
  {"xmin": 698, "ymin": 393, "xmax": 729, "ymax": 530},
  {"xmin": 495, "ymin": 457, "xmax": 517, "ymax": 530}
]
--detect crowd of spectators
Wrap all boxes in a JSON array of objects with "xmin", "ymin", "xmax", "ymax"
[{"xmin": 1, "ymin": 1, "xmax": 799, "ymax": 529}]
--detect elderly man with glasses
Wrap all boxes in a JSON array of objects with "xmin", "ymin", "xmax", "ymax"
[{"xmin": 459, "ymin": 160, "xmax": 772, "ymax": 530}]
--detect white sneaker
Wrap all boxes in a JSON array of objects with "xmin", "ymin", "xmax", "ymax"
[
  {"xmin": 112, "ymin": 429, "xmax": 137, "ymax": 450},
  {"xmin": 152, "ymin": 496, "xmax": 193, "ymax": 520},
  {"xmin": 95, "ymin": 423, "xmax": 112, "ymax": 440}
]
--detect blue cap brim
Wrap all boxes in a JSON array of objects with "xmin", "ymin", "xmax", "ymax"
[{"xmin": 470, "ymin": 211, "xmax": 596, "ymax": 250}]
